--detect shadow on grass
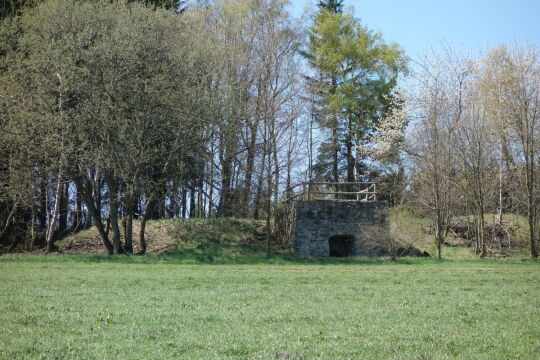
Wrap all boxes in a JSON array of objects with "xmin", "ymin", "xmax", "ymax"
[{"xmin": 1, "ymin": 248, "xmax": 537, "ymax": 266}]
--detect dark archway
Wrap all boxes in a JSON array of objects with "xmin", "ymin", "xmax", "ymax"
[{"xmin": 329, "ymin": 235, "xmax": 356, "ymax": 257}]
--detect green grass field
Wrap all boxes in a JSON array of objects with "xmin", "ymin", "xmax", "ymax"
[
  {"xmin": 1, "ymin": 255, "xmax": 539, "ymax": 359},
  {"xmin": 1, "ymin": 216, "xmax": 539, "ymax": 359}
]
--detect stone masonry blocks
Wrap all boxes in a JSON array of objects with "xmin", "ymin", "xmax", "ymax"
[{"xmin": 293, "ymin": 200, "xmax": 386, "ymax": 256}]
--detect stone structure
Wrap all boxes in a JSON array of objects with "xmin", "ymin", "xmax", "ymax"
[{"xmin": 293, "ymin": 200, "xmax": 386, "ymax": 257}]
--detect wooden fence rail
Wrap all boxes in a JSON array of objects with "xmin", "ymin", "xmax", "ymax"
[{"xmin": 285, "ymin": 182, "xmax": 377, "ymax": 202}]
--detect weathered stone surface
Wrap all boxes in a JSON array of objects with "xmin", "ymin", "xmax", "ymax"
[{"xmin": 293, "ymin": 200, "xmax": 386, "ymax": 256}]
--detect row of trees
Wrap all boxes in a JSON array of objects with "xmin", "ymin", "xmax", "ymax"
[
  {"xmin": 407, "ymin": 44, "xmax": 540, "ymax": 258},
  {"xmin": 1, "ymin": 0, "xmax": 405, "ymax": 255},
  {"xmin": 0, "ymin": 0, "xmax": 305, "ymax": 254},
  {"xmin": 1, "ymin": 0, "xmax": 537, "ymax": 259}
]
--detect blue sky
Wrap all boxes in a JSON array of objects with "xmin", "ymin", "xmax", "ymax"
[{"xmin": 289, "ymin": 0, "xmax": 540, "ymax": 59}]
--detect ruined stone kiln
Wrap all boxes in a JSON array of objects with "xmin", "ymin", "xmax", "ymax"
[{"xmin": 292, "ymin": 200, "xmax": 387, "ymax": 257}]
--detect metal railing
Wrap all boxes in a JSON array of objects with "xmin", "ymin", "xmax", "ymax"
[{"xmin": 285, "ymin": 182, "xmax": 377, "ymax": 202}]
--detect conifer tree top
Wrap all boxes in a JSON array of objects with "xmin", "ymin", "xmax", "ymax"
[{"xmin": 317, "ymin": 0, "xmax": 344, "ymax": 13}]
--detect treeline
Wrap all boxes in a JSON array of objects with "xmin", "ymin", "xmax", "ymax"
[
  {"xmin": 1, "ymin": 0, "xmax": 538, "ymax": 259},
  {"xmin": 0, "ymin": 0, "xmax": 309, "ymax": 254},
  {"xmin": 1, "ymin": 0, "xmax": 408, "ymax": 255},
  {"xmin": 403, "ymin": 45, "xmax": 540, "ymax": 259}
]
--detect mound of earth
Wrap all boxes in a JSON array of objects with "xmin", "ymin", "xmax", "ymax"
[
  {"xmin": 57, "ymin": 220, "xmax": 178, "ymax": 254},
  {"xmin": 374, "ymin": 244, "xmax": 430, "ymax": 257},
  {"xmin": 54, "ymin": 218, "xmax": 269, "ymax": 255},
  {"xmin": 447, "ymin": 220, "xmax": 515, "ymax": 250}
]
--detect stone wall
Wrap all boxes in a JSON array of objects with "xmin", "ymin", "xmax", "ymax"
[{"xmin": 293, "ymin": 200, "xmax": 386, "ymax": 256}]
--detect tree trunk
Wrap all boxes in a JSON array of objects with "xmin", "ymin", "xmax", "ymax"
[
  {"xmin": 190, "ymin": 186, "xmax": 196, "ymax": 218},
  {"xmin": 435, "ymin": 216, "xmax": 442, "ymax": 260},
  {"xmin": 92, "ymin": 170, "xmax": 102, "ymax": 218},
  {"xmin": 478, "ymin": 208, "xmax": 487, "ymax": 257},
  {"xmin": 528, "ymin": 195, "xmax": 538, "ymax": 258},
  {"xmin": 331, "ymin": 76, "xmax": 339, "ymax": 184},
  {"xmin": 332, "ymin": 124, "xmax": 339, "ymax": 184},
  {"xmin": 57, "ymin": 181, "xmax": 69, "ymax": 237},
  {"xmin": 0, "ymin": 201, "xmax": 18, "ymax": 243},
  {"xmin": 254, "ymin": 150, "xmax": 267, "ymax": 220},
  {"xmin": 496, "ymin": 148, "xmax": 503, "ymax": 225},
  {"xmin": 124, "ymin": 211, "xmax": 133, "ymax": 254},
  {"xmin": 285, "ymin": 144, "xmax": 292, "ymax": 202},
  {"xmin": 30, "ymin": 203, "xmax": 36, "ymax": 249},
  {"xmin": 198, "ymin": 178, "xmax": 204, "ymax": 218},
  {"xmin": 265, "ymin": 127, "xmax": 272, "ymax": 259},
  {"xmin": 219, "ymin": 157, "xmax": 233, "ymax": 217},
  {"xmin": 272, "ymin": 136, "xmax": 279, "ymax": 204},
  {"xmin": 105, "ymin": 173, "xmax": 123, "ymax": 254},
  {"xmin": 46, "ymin": 173, "xmax": 63, "ymax": 252},
  {"xmin": 208, "ymin": 138, "xmax": 215, "ymax": 217},
  {"xmin": 346, "ymin": 116, "xmax": 355, "ymax": 182},
  {"xmin": 123, "ymin": 190, "xmax": 136, "ymax": 254},
  {"xmin": 218, "ymin": 126, "xmax": 236, "ymax": 217},
  {"xmin": 181, "ymin": 187, "xmax": 187, "ymax": 218},
  {"xmin": 308, "ymin": 103, "xmax": 314, "ymax": 181},
  {"xmin": 72, "ymin": 186, "xmax": 82, "ymax": 233},
  {"xmin": 139, "ymin": 196, "xmax": 156, "ymax": 255},
  {"xmin": 473, "ymin": 213, "xmax": 480, "ymax": 254},
  {"xmin": 524, "ymin": 149, "xmax": 538, "ymax": 258},
  {"xmin": 38, "ymin": 179, "xmax": 48, "ymax": 238},
  {"xmin": 75, "ymin": 177, "xmax": 114, "ymax": 255},
  {"xmin": 244, "ymin": 122, "xmax": 258, "ymax": 216},
  {"xmin": 478, "ymin": 174, "xmax": 487, "ymax": 257}
]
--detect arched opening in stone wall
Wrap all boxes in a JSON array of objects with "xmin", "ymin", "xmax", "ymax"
[{"xmin": 329, "ymin": 235, "xmax": 356, "ymax": 257}]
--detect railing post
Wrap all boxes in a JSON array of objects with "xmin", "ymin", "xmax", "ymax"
[{"xmin": 297, "ymin": 182, "xmax": 377, "ymax": 202}]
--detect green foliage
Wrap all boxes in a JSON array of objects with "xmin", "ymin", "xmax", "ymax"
[
  {"xmin": 304, "ymin": 6, "xmax": 406, "ymax": 180},
  {"xmin": 316, "ymin": 0, "xmax": 343, "ymax": 13},
  {"xmin": 0, "ymin": 0, "xmax": 41, "ymax": 20},
  {"xmin": 3, "ymin": 0, "xmax": 199, "ymax": 170},
  {"xmin": 310, "ymin": 10, "xmax": 405, "ymax": 126},
  {"xmin": 0, "ymin": 0, "xmax": 216, "ymax": 222},
  {"xmin": 135, "ymin": 0, "xmax": 185, "ymax": 11},
  {"xmin": 0, "ymin": 0, "xmax": 307, "ymax": 250}
]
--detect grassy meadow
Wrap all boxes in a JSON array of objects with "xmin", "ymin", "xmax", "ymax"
[
  {"xmin": 1, "ymin": 217, "xmax": 539, "ymax": 359},
  {"xmin": 0, "ymin": 255, "xmax": 539, "ymax": 359}
]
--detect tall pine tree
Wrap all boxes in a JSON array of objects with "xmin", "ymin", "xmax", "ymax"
[{"xmin": 303, "ymin": 3, "xmax": 406, "ymax": 182}]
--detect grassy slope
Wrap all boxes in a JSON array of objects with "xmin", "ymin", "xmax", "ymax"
[
  {"xmin": 57, "ymin": 212, "xmax": 531, "ymax": 260},
  {"xmin": 0, "ymin": 257, "xmax": 539, "ymax": 359},
  {"xmin": 56, "ymin": 218, "xmax": 277, "ymax": 259},
  {"xmin": 388, "ymin": 209, "xmax": 532, "ymax": 259}
]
